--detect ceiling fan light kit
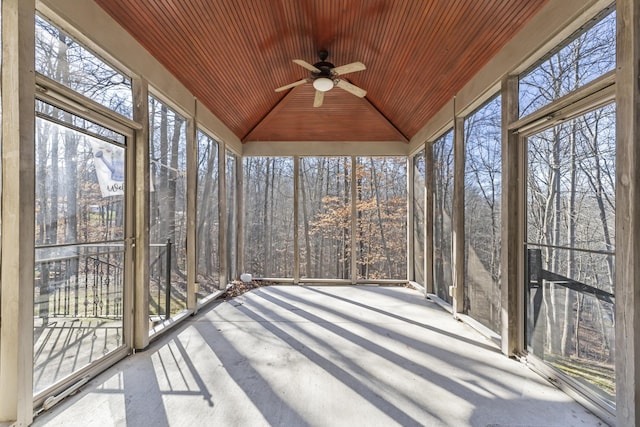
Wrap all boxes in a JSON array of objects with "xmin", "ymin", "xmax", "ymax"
[
  {"xmin": 312, "ymin": 77, "xmax": 334, "ymax": 92},
  {"xmin": 276, "ymin": 50, "xmax": 367, "ymax": 107}
]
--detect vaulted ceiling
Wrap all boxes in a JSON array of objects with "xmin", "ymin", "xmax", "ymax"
[{"xmin": 93, "ymin": 0, "xmax": 549, "ymax": 143}]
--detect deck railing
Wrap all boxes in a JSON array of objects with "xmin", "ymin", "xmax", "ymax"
[{"xmin": 35, "ymin": 244, "xmax": 125, "ymax": 323}]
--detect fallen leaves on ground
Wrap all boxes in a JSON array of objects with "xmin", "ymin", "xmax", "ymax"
[{"xmin": 224, "ymin": 280, "xmax": 276, "ymax": 299}]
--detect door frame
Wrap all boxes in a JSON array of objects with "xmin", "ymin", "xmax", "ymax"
[{"xmin": 32, "ymin": 76, "xmax": 138, "ymax": 410}]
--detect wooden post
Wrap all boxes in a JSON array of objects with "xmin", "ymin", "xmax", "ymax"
[
  {"xmin": 236, "ymin": 153, "xmax": 244, "ymax": 279},
  {"xmin": 500, "ymin": 75, "xmax": 523, "ymax": 356},
  {"xmin": 452, "ymin": 117, "xmax": 465, "ymax": 314},
  {"xmin": 615, "ymin": 0, "xmax": 640, "ymax": 424},
  {"xmin": 407, "ymin": 155, "xmax": 415, "ymax": 282},
  {"xmin": 350, "ymin": 156, "xmax": 358, "ymax": 284},
  {"xmin": 0, "ymin": 0, "xmax": 35, "ymax": 423},
  {"xmin": 132, "ymin": 77, "xmax": 150, "ymax": 349},
  {"xmin": 293, "ymin": 156, "xmax": 300, "ymax": 284},
  {"xmin": 186, "ymin": 115, "xmax": 197, "ymax": 310},
  {"xmin": 218, "ymin": 147, "xmax": 227, "ymax": 288}
]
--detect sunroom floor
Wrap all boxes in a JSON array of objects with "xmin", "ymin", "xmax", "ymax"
[{"xmin": 33, "ymin": 285, "xmax": 605, "ymax": 427}]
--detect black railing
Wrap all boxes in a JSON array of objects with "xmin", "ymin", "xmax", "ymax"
[
  {"xmin": 539, "ymin": 269, "xmax": 615, "ymax": 304},
  {"xmin": 149, "ymin": 239, "xmax": 181, "ymax": 320},
  {"xmin": 35, "ymin": 244, "xmax": 125, "ymax": 323},
  {"xmin": 35, "ymin": 239, "xmax": 186, "ymax": 325},
  {"xmin": 527, "ymin": 248, "xmax": 615, "ymax": 305}
]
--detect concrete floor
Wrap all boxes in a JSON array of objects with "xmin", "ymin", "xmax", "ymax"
[{"xmin": 33, "ymin": 285, "xmax": 606, "ymax": 427}]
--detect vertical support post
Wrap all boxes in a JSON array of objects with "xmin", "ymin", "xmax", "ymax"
[
  {"xmin": 236, "ymin": 154, "xmax": 244, "ymax": 279},
  {"xmin": 425, "ymin": 142, "xmax": 435, "ymax": 295},
  {"xmin": 452, "ymin": 116, "xmax": 466, "ymax": 315},
  {"xmin": 616, "ymin": 0, "xmax": 640, "ymax": 423},
  {"xmin": 501, "ymin": 75, "xmax": 523, "ymax": 356},
  {"xmin": 218, "ymin": 147, "xmax": 227, "ymax": 288},
  {"xmin": 165, "ymin": 239, "xmax": 172, "ymax": 320},
  {"xmin": 132, "ymin": 77, "xmax": 150, "ymax": 349},
  {"xmin": 122, "ymin": 97, "xmax": 136, "ymax": 353},
  {"xmin": 407, "ymin": 155, "xmax": 415, "ymax": 282},
  {"xmin": 293, "ymin": 156, "xmax": 300, "ymax": 284},
  {"xmin": 350, "ymin": 156, "xmax": 358, "ymax": 284},
  {"xmin": 0, "ymin": 0, "xmax": 35, "ymax": 423},
  {"xmin": 186, "ymin": 114, "xmax": 197, "ymax": 310}
]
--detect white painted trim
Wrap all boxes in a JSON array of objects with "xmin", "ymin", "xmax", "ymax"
[
  {"xmin": 242, "ymin": 141, "xmax": 408, "ymax": 157},
  {"xmin": 196, "ymin": 100, "xmax": 242, "ymax": 152},
  {"xmin": 526, "ymin": 355, "xmax": 615, "ymax": 424},
  {"xmin": 409, "ymin": 100, "xmax": 454, "ymax": 148},
  {"xmin": 196, "ymin": 290, "xmax": 225, "ymax": 309},
  {"xmin": 149, "ymin": 309, "xmax": 194, "ymax": 339},
  {"xmin": 511, "ymin": 72, "xmax": 616, "ymax": 135}
]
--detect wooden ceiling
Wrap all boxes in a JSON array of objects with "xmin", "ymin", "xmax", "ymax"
[{"xmin": 94, "ymin": 0, "xmax": 549, "ymax": 143}]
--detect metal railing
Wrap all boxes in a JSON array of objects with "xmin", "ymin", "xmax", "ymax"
[
  {"xmin": 35, "ymin": 244, "xmax": 125, "ymax": 322},
  {"xmin": 149, "ymin": 239, "xmax": 174, "ymax": 320},
  {"xmin": 35, "ymin": 239, "xmax": 190, "ymax": 324}
]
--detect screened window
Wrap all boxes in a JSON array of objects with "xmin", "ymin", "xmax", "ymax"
[
  {"xmin": 35, "ymin": 15, "xmax": 133, "ymax": 118},
  {"xmin": 433, "ymin": 131, "xmax": 454, "ymax": 303},
  {"xmin": 464, "ymin": 95, "xmax": 502, "ymax": 332},
  {"xmin": 519, "ymin": 8, "xmax": 615, "ymax": 118},
  {"xmin": 243, "ymin": 157, "xmax": 294, "ymax": 278},
  {"xmin": 413, "ymin": 150, "xmax": 426, "ymax": 285},
  {"xmin": 226, "ymin": 150, "xmax": 239, "ymax": 282},
  {"xmin": 298, "ymin": 157, "xmax": 352, "ymax": 280},
  {"xmin": 355, "ymin": 157, "xmax": 407, "ymax": 280},
  {"xmin": 34, "ymin": 104, "xmax": 127, "ymax": 394},
  {"xmin": 148, "ymin": 96, "xmax": 187, "ymax": 321},
  {"xmin": 35, "ymin": 101, "xmax": 125, "ymax": 246},
  {"xmin": 526, "ymin": 103, "xmax": 615, "ymax": 404},
  {"xmin": 196, "ymin": 130, "xmax": 219, "ymax": 297}
]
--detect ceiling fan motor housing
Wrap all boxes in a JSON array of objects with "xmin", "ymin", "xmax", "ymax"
[
  {"xmin": 313, "ymin": 49, "xmax": 334, "ymax": 79},
  {"xmin": 275, "ymin": 49, "xmax": 366, "ymax": 102},
  {"xmin": 312, "ymin": 61, "xmax": 335, "ymax": 79}
]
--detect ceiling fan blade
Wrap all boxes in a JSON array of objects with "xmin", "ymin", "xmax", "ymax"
[
  {"xmin": 275, "ymin": 78, "xmax": 309, "ymax": 92},
  {"xmin": 336, "ymin": 79, "xmax": 367, "ymax": 98},
  {"xmin": 293, "ymin": 59, "xmax": 320, "ymax": 73},
  {"xmin": 313, "ymin": 90, "xmax": 324, "ymax": 108},
  {"xmin": 332, "ymin": 62, "xmax": 366, "ymax": 76}
]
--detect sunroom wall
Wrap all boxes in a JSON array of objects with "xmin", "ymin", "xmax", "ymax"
[
  {"xmin": 0, "ymin": 0, "xmax": 625, "ymax": 424},
  {"xmin": 35, "ymin": 0, "xmax": 617, "ymax": 335},
  {"xmin": 32, "ymin": 0, "xmax": 618, "ymax": 342}
]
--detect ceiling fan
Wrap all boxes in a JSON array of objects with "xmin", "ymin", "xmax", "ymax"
[{"xmin": 275, "ymin": 50, "xmax": 367, "ymax": 107}]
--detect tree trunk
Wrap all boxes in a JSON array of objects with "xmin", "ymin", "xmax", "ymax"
[
  {"xmin": 262, "ymin": 158, "xmax": 271, "ymax": 276},
  {"xmin": 547, "ymin": 128, "xmax": 562, "ymax": 355},
  {"xmin": 300, "ymin": 164, "xmax": 312, "ymax": 277},
  {"xmin": 561, "ymin": 124, "xmax": 577, "ymax": 357},
  {"xmin": 167, "ymin": 116, "xmax": 183, "ymax": 277},
  {"xmin": 356, "ymin": 160, "xmax": 365, "ymax": 278},
  {"xmin": 196, "ymin": 142, "xmax": 217, "ymax": 278},
  {"xmin": 370, "ymin": 158, "xmax": 393, "ymax": 277}
]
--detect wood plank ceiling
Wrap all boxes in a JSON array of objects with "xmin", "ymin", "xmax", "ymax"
[{"xmin": 94, "ymin": 0, "xmax": 549, "ymax": 144}]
